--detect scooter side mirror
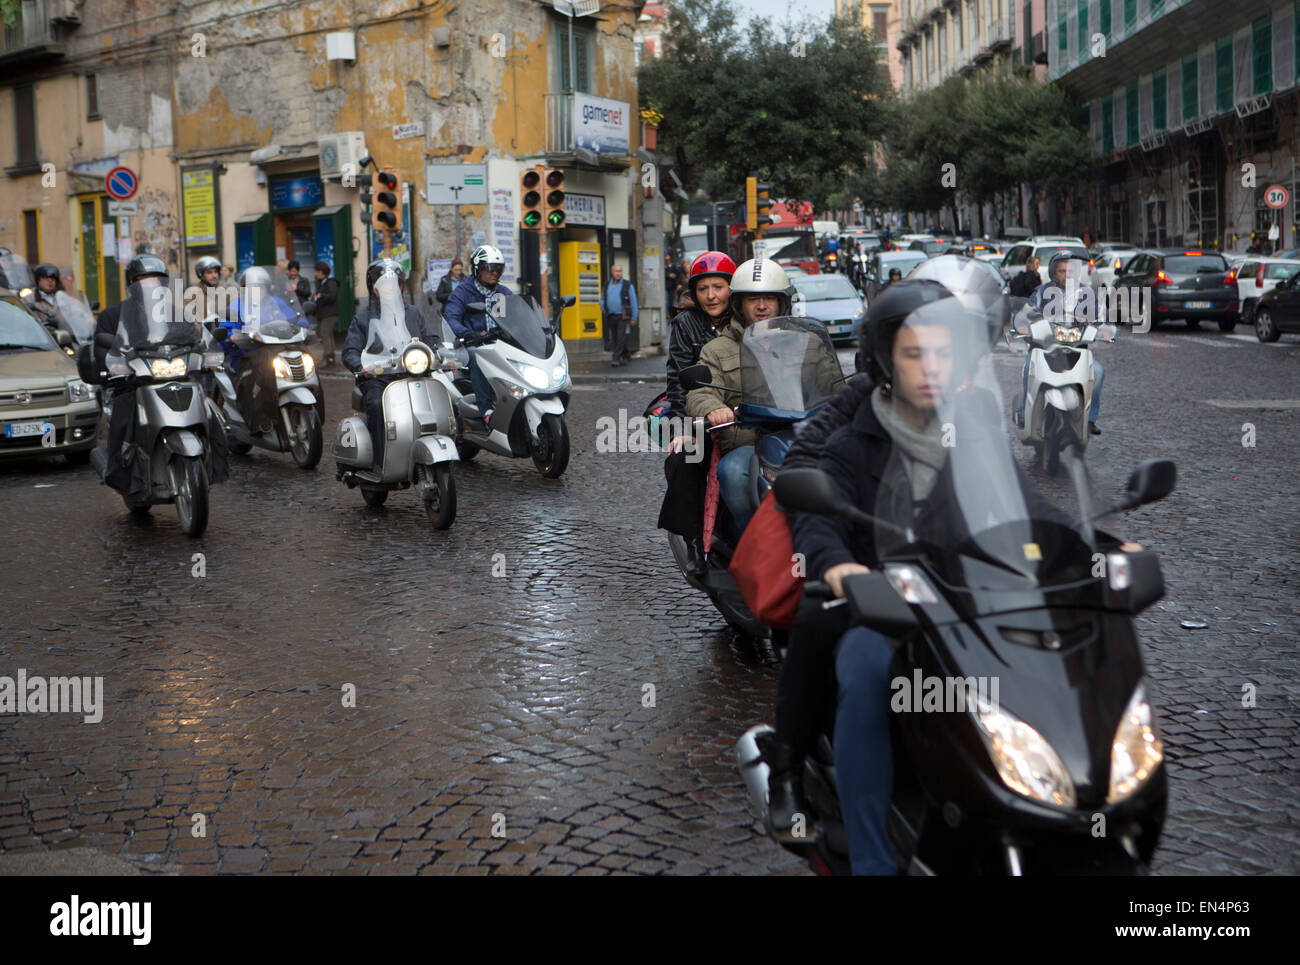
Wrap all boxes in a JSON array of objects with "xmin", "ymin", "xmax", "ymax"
[
  {"xmin": 467, "ymin": 301, "xmax": 487, "ymax": 312},
  {"xmin": 773, "ymin": 468, "xmax": 847, "ymax": 516},
  {"xmin": 679, "ymin": 363, "xmax": 713, "ymax": 392},
  {"xmin": 53, "ymin": 329, "xmax": 73, "ymax": 347},
  {"xmin": 1125, "ymin": 458, "xmax": 1176, "ymax": 508},
  {"xmin": 559, "ymin": 294, "xmax": 576, "ymax": 309}
]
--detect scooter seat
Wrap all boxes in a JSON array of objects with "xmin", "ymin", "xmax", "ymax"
[{"xmin": 351, "ymin": 387, "xmax": 364, "ymax": 412}]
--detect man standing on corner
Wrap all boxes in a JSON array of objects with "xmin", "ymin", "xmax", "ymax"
[{"xmin": 603, "ymin": 263, "xmax": 638, "ymax": 367}]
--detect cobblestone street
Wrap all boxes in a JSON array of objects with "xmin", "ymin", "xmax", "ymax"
[{"xmin": 1, "ymin": 326, "xmax": 1298, "ymax": 875}]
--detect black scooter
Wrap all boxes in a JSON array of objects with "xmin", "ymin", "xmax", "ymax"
[{"xmin": 737, "ymin": 459, "xmax": 1175, "ymax": 875}]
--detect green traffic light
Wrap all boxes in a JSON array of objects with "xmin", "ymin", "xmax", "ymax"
[
  {"xmin": 547, "ymin": 211, "xmax": 565, "ymax": 227},
  {"xmin": 523, "ymin": 211, "xmax": 542, "ymax": 227}
]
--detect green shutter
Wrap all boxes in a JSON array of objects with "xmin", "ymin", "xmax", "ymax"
[
  {"xmin": 1100, "ymin": 0, "xmax": 1111, "ymax": 37},
  {"xmin": 1059, "ymin": 1, "xmax": 1068, "ymax": 53},
  {"xmin": 1103, "ymin": 94, "xmax": 1114, "ymax": 153},
  {"xmin": 1153, "ymin": 66, "xmax": 1167, "ymax": 130},
  {"xmin": 1124, "ymin": 0, "xmax": 1136, "ymax": 33},
  {"xmin": 1253, "ymin": 15, "xmax": 1272, "ymax": 95},
  {"xmin": 1078, "ymin": 0, "xmax": 1088, "ymax": 59},
  {"xmin": 1182, "ymin": 52, "xmax": 1198, "ymax": 120},
  {"xmin": 1126, "ymin": 82, "xmax": 1139, "ymax": 146},
  {"xmin": 1215, "ymin": 35, "xmax": 1233, "ymax": 113}
]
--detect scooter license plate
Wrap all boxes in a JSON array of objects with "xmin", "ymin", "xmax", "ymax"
[
  {"xmin": 1184, "ymin": 300, "xmax": 1212, "ymax": 309},
  {"xmin": 5, "ymin": 420, "xmax": 53, "ymax": 438}
]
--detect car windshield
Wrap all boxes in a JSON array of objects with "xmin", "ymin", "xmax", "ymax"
[
  {"xmin": 791, "ymin": 274, "xmax": 859, "ymax": 301},
  {"xmin": 739, "ymin": 316, "xmax": 844, "ymax": 417},
  {"xmin": 0, "ymin": 300, "xmax": 56, "ymax": 350},
  {"xmin": 763, "ymin": 233, "xmax": 816, "ymax": 260},
  {"xmin": 1164, "ymin": 254, "xmax": 1227, "ymax": 273},
  {"xmin": 1036, "ymin": 245, "xmax": 1091, "ymax": 263},
  {"xmin": 1264, "ymin": 263, "xmax": 1300, "ymax": 280},
  {"xmin": 873, "ymin": 301, "xmax": 1104, "ymax": 587}
]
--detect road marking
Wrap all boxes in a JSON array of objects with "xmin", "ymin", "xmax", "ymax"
[
  {"xmin": 1224, "ymin": 333, "xmax": 1298, "ymax": 346},
  {"xmin": 1200, "ymin": 399, "xmax": 1300, "ymax": 409}
]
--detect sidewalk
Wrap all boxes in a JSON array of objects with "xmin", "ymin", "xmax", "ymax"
[{"xmin": 570, "ymin": 352, "xmax": 666, "ymax": 384}]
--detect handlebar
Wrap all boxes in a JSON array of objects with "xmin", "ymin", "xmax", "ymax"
[{"xmin": 803, "ymin": 581, "xmax": 833, "ymax": 599}]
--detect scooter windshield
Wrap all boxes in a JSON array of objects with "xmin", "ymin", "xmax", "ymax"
[
  {"xmin": 492, "ymin": 292, "xmax": 551, "ymax": 358},
  {"xmin": 739, "ymin": 316, "xmax": 844, "ymax": 418},
  {"xmin": 54, "ymin": 290, "xmax": 95, "ymax": 342},
  {"xmin": 872, "ymin": 300, "xmax": 1091, "ymax": 587},
  {"xmin": 360, "ymin": 269, "xmax": 416, "ymax": 373},
  {"xmin": 115, "ymin": 279, "xmax": 200, "ymax": 351}
]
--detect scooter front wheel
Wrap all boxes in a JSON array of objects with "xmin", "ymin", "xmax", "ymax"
[
  {"xmin": 286, "ymin": 403, "xmax": 322, "ymax": 469},
  {"xmin": 418, "ymin": 463, "xmax": 456, "ymax": 530},
  {"xmin": 172, "ymin": 454, "xmax": 209, "ymax": 537},
  {"xmin": 531, "ymin": 413, "xmax": 570, "ymax": 478}
]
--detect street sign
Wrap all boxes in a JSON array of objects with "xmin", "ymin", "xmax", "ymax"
[
  {"xmin": 107, "ymin": 200, "xmax": 138, "ymax": 216},
  {"xmin": 1265, "ymin": 185, "xmax": 1289, "ymax": 209},
  {"xmin": 425, "ymin": 163, "xmax": 487, "ymax": 205},
  {"xmin": 392, "ymin": 122, "xmax": 424, "ymax": 140},
  {"xmin": 105, "ymin": 166, "xmax": 138, "ymax": 200}
]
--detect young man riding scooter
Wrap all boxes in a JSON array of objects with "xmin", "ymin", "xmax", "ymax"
[
  {"xmin": 442, "ymin": 245, "xmax": 506, "ymax": 430},
  {"xmin": 342, "ymin": 258, "xmax": 436, "ymax": 468}
]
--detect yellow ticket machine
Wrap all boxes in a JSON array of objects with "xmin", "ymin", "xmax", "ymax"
[{"xmin": 558, "ymin": 241, "xmax": 603, "ymax": 341}]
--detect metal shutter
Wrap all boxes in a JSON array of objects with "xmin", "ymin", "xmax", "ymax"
[
  {"xmin": 1091, "ymin": 97, "xmax": 1103, "ymax": 152},
  {"xmin": 1199, "ymin": 43, "xmax": 1215, "ymax": 116},
  {"xmin": 1274, "ymin": 4, "xmax": 1293, "ymax": 91},
  {"xmin": 1234, "ymin": 27, "xmax": 1251, "ymax": 104},
  {"xmin": 1167, "ymin": 58, "xmax": 1182, "ymax": 127},
  {"xmin": 1114, "ymin": 85, "xmax": 1126, "ymax": 147}
]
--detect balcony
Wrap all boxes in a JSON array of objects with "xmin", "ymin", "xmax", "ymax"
[
  {"xmin": 0, "ymin": 0, "xmax": 74, "ymax": 68},
  {"xmin": 543, "ymin": 91, "xmax": 632, "ymax": 167},
  {"xmin": 987, "ymin": 18, "xmax": 1013, "ymax": 51}
]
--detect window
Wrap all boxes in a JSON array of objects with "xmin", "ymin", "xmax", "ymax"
[
  {"xmin": 873, "ymin": 8, "xmax": 888, "ymax": 43},
  {"xmin": 13, "ymin": 86, "xmax": 37, "ymax": 169},
  {"xmin": 553, "ymin": 19, "xmax": 594, "ymax": 93},
  {"xmin": 1024, "ymin": 1, "xmax": 1032, "ymax": 64},
  {"xmin": 1078, "ymin": 0, "xmax": 1088, "ymax": 59},
  {"xmin": 955, "ymin": 7, "xmax": 963, "ymax": 50},
  {"xmin": 1182, "ymin": 52, "xmax": 1198, "ymax": 120},
  {"xmin": 1153, "ymin": 66, "xmax": 1167, "ymax": 130},
  {"xmin": 1215, "ymin": 35, "xmax": 1233, "ymax": 113},
  {"xmin": 1126, "ymin": 81, "xmax": 1139, "ymax": 145},
  {"xmin": 1099, "ymin": 0, "xmax": 1111, "ymax": 37},
  {"xmin": 1059, "ymin": 0, "xmax": 1067, "ymax": 54},
  {"xmin": 86, "ymin": 73, "xmax": 100, "ymax": 120},
  {"xmin": 1252, "ymin": 14, "xmax": 1272, "ymax": 96},
  {"xmin": 1123, "ymin": 0, "xmax": 1136, "ymax": 33},
  {"xmin": 23, "ymin": 210, "xmax": 39, "ymax": 264},
  {"xmin": 1102, "ymin": 93, "xmax": 1114, "ymax": 152}
]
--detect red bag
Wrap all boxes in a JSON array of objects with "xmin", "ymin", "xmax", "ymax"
[{"xmin": 729, "ymin": 489, "xmax": 803, "ymax": 630}]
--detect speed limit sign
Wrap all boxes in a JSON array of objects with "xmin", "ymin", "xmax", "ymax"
[{"xmin": 1265, "ymin": 184, "xmax": 1289, "ymax": 209}]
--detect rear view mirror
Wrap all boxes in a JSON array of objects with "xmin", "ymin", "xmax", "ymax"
[
  {"xmin": 679, "ymin": 363, "xmax": 712, "ymax": 391},
  {"xmin": 559, "ymin": 294, "xmax": 576, "ymax": 309},
  {"xmin": 1126, "ymin": 458, "xmax": 1176, "ymax": 507},
  {"xmin": 54, "ymin": 329, "xmax": 73, "ymax": 347},
  {"xmin": 773, "ymin": 468, "xmax": 846, "ymax": 515}
]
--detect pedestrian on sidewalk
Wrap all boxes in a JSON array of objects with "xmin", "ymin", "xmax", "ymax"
[
  {"xmin": 603, "ymin": 263, "xmax": 639, "ymax": 367},
  {"xmin": 435, "ymin": 258, "xmax": 464, "ymax": 308},
  {"xmin": 303, "ymin": 260, "xmax": 341, "ymax": 366}
]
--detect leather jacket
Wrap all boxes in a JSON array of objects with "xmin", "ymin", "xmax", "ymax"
[{"xmin": 666, "ymin": 307, "xmax": 728, "ymax": 421}]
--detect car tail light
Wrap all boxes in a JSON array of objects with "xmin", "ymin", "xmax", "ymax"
[
  {"xmin": 1113, "ymin": 258, "xmax": 1123, "ymax": 269},
  {"xmin": 1154, "ymin": 270, "xmax": 1171, "ymax": 285},
  {"xmin": 1184, "ymin": 250, "xmax": 1202, "ymax": 256},
  {"xmin": 1225, "ymin": 270, "xmax": 1236, "ymax": 284}
]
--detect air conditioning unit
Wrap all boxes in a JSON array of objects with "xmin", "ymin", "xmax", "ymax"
[{"xmin": 318, "ymin": 132, "xmax": 367, "ymax": 180}]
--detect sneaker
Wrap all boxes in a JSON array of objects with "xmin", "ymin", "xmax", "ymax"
[
  {"xmin": 482, "ymin": 408, "xmax": 494, "ymax": 430},
  {"xmin": 1089, "ymin": 422, "xmax": 1101, "ymax": 436}
]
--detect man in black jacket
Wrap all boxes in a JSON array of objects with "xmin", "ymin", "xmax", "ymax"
[{"xmin": 304, "ymin": 261, "xmax": 341, "ymax": 365}]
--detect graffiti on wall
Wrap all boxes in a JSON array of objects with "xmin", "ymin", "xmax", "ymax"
[{"xmin": 132, "ymin": 185, "xmax": 181, "ymax": 269}]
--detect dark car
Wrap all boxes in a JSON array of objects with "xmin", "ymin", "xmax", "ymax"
[
  {"xmin": 1113, "ymin": 249, "xmax": 1238, "ymax": 331},
  {"xmin": 1249, "ymin": 270, "xmax": 1300, "ymax": 342},
  {"xmin": 907, "ymin": 239, "xmax": 953, "ymax": 256}
]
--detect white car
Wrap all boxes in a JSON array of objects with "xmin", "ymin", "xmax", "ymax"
[
  {"xmin": 1235, "ymin": 257, "xmax": 1300, "ymax": 323},
  {"xmin": 1092, "ymin": 246, "xmax": 1141, "ymax": 289}
]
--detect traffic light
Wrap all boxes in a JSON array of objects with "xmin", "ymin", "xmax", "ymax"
[
  {"xmin": 375, "ymin": 169, "xmax": 401, "ymax": 232},
  {"xmin": 357, "ymin": 173, "xmax": 374, "ymax": 226},
  {"xmin": 746, "ymin": 177, "xmax": 758, "ymax": 231},
  {"xmin": 521, "ymin": 168, "xmax": 543, "ymax": 229},
  {"xmin": 753, "ymin": 178, "xmax": 773, "ymax": 238},
  {"xmin": 544, "ymin": 168, "xmax": 565, "ymax": 228}
]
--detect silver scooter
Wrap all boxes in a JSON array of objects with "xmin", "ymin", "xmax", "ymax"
[
  {"xmin": 93, "ymin": 281, "xmax": 226, "ymax": 537},
  {"xmin": 332, "ymin": 274, "xmax": 460, "ymax": 529},
  {"xmin": 441, "ymin": 292, "xmax": 574, "ymax": 478},
  {"xmin": 208, "ymin": 269, "xmax": 323, "ymax": 469}
]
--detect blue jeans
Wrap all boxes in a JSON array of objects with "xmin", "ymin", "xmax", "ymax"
[
  {"xmin": 717, "ymin": 445, "xmax": 756, "ymax": 531},
  {"xmin": 1019, "ymin": 357, "xmax": 1105, "ymax": 425},
  {"xmin": 468, "ymin": 347, "xmax": 494, "ymax": 416},
  {"xmin": 834, "ymin": 626, "xmax": 897, "ymax": 876}
]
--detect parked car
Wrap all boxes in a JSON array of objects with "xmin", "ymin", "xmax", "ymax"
[
  {"xmin": 1113, "ymin": 249, "xmax": 1239, "ymax": 330},
  {"xmin": 1250, "ymin": 271, "xmax": 1300, "ymax": 341},
  {"xmin": 790, "ymin": 272, "xmax": 866, "ymax": 343},
  {"xmin": 0, "ymin": 292, "xmax": 100, "ymax": 464},
  {"xmin": 1000, "ymin": 242, "xmax": 1095, "ymax": 281},
  {"xmin": 1234, "ymin": 257, "xmax": 1300, "ymax": 324}
]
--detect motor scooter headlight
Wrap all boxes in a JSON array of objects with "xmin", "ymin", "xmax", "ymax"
[
  {"xmin": 150, "ymin": 357, "xmax": 187, "ymax": 379},
  {"xmin": 402, "ymin": 346, "xmax": 431, "ymax": 375},
  {"xmin": 552, "ymin": 359, "xmax": 569, "ymax": 387},
  {"xmin": 519, "ymin": 364, "xmax": 549, "ymax": 390},
  {"xmin": 272, "ymin": 355, "xmax": 292, "ymax": 379},
  {"xmin": 300, "ymin": 352, "xmax": 316, "ymax": 375},
  {"xmin": 972, "ymin": 701, "xmax": 1076, "ymax": 808},
  {"xmin": 1107, "ymin": 684, "xmax": 1163, "ymax": 803}
]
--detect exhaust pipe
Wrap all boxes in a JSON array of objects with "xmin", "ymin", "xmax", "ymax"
[{"xmin": 736, "ymin": 725, "xmax": 775, "ymax": 824}]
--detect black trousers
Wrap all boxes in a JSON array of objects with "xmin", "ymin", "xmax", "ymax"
[
  {"xmin": 361, "ymin": 375, "xmax": 401, "ymax": 468},
  {"xmin": 609, "ymin": 313, "xmax": 631, "ymax": 362},
  {"xmin": 774, "ymin": 594, "xmax": 852, "ymax": 757}
]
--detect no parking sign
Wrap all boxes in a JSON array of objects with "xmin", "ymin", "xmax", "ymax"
[{"xmin": 105, "ymin": 166, "xmax": 138, "ymax": 201}]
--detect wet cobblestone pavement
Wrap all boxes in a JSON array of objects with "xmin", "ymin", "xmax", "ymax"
[{"xmin": 1, "ymin": 326, "xmax": 1297, "ymax": 874}]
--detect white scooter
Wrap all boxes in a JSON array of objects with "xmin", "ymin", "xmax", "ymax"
[
  {"xmin": 1010, "ymin": 297, "xmax": 1115, "ymax": 476},
  {"xmin": 332, "ymin": 279, "xmax": 460, "ymax": 529},
  {"xmin": 441, "ymin": 292, "xmax": 574, "ymax": 478}
]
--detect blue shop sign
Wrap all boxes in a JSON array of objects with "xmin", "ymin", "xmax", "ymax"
[{"xmin": 270, "ymin": 175, "xmax": 324, "ymax": 211}]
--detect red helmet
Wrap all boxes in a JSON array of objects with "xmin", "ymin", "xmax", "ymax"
[{"xmin": 688, "ymin": 251, "xmax": 736, "ymax": 290}]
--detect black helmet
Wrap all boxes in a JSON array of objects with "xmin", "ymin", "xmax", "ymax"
[
  {"xmin": 194, "ymin": 256, "xmax": 221, "ymax": 284},
  {"xmin": 34, "ymin": 262, "xmax": 60, "ymax": 284},
  {"xmin": 861, "ymin": 279, "xmax": 953, "ymax": 390},
  {"xmin": 365, "ymin": 257, "xmax": 405, "ymax": 300},
  {"xmin": 126, "ymin": 254, "xmax": 168, "ymax": 286}
]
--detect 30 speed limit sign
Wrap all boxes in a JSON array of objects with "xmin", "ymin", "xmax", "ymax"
[{"xmin": 1265, "ymin": 184, "xmax": 1289, "ymax": 209}]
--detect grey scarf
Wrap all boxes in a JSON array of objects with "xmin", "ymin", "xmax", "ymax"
[{"xmin": 871, "ymin": 385, "xmax": 946, "ymax": 500}]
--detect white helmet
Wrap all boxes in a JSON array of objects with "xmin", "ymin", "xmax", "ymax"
[
  {"xmin": 729, "ymin": 257, "xmax": 792, "ymax": 317},
  {"xmin": 470, "ymin": 245, "xmax": 505, "ymax": 275}
]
